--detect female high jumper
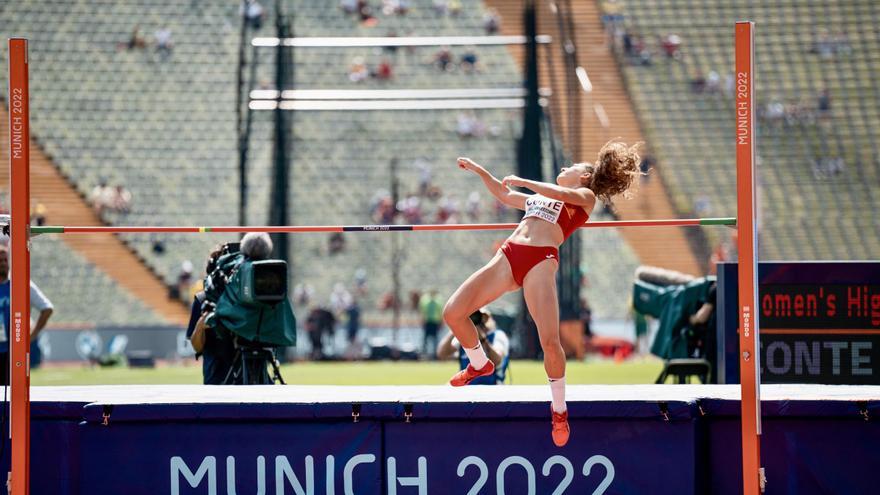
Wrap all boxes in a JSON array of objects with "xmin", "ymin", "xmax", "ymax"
[{"xmin": 444, "ymin": 141, "xmax": 641, "ymax": 447}]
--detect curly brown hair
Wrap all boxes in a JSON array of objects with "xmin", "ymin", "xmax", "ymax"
[{"xmin": 580, "ymin": 140, "xmax": 642, "ymax": 205}]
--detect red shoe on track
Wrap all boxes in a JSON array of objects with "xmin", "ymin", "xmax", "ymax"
[
  {"xmin": 551, "ymin": 409, "xmax": 570, "ymax": 447},
  {"xmin": 448, "ymin": 361, "xmax": 495, "ymax": 387}
]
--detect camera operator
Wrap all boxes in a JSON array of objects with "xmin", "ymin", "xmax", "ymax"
[
  {"xmin": 198, "ymin": 233, "xmax": 296, "ymax": 384},
  {"xmin": 188, "ymin": 233, "xmax": 280, "ymax": 384},
  {"xmin": 187, "ymin": 244, "xmax": 234, "ymax": 384},
  {"xmin": 437, "ymin": 308, "xmax": 509, "ymax": 385},
  {"xmin": 240, "ymin": 231, "xmax": 273, "ymax": 261}
]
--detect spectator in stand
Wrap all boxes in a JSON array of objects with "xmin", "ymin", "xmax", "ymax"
[
  {"xmin": 661, "ymin": 33, "xmax": 682, "ymax": 60},
  {"xmin": 638, "ymin": 154, "xmax": 654, "ymax": 184},
  {"xmin": 817, "ymin": 88, "xmax": 832, "ymax": 118},
  {"xmin": 349, "ymin": 57, "xmax": 370, "ymax": 83},
  {"xmin": 460, "ymin": 50, "xmax": 479, "ymax": 73},
  {"xmin": 372, "ymin": 195, "xmax": 397, "ymax": 224},
  {"xmin": 382, "ymin": 0, "xmax": 409, "ymax": 16},
  {"xmin": 358, "ymin": 0, "xmax": 378, "ymax": 26},
  {"xmin": 241, "ymin": 0, "xmax": 266, "ymax": 30},
  {"xmin": 375, "ymin": 59, "xmax": 393, "ymax": 80},
  {"xmin": 383, "ymin": 30, "xmax": 399, "ymax": 53},
  {"xmin": 706, "ymin": 70, "xmax": 721, "ymax": 94},
  {"xmin": 117, "ymin": 26, "xmax": 147, "ymax": 51},
  {"xmin": 432, "ymin": 0, "xmax": 448, "ymax": 15},
  {"xmin": 833, "ymin": 32, "xmax": 851, "ymax": 56},
  {"xmin": 723, "ymin": 73, "xmax": 735, "ymax": 98},
  {"xmin": 693, "ymin": 193, "xmax": 712, "ymax": 218},
  {"xmin": 456, "ymin": 111, "xmax": 485, "ymax": 138},
  {"xmin": 828, "ymin": 157, "xmax": 845, "ymax": 176},
  {"xmin": 811, "ymin": 30, "xmax": 835, "ymax": 59},
  {"xmin": 419, "ymin": 289, "xmax": 444, "ymax": 358},
  {"xmin": 31, "ymin": 202, "xmax": 47, "ymax": 226},
  {"xmin": 622, "ymin": 30, "xmax": 635, "ymax": 57},
  {"xmin": 601, "ymin": 0, "xmax": 625, "ymax": 27},
  {"xmin": 689, "ymin": 71, "xmax": 706, "ymax": 94},
  {"xmin": 340, "ymin": 0, "xmax": 358, "ymax": 14},
  {"xmin": 764, "ymin": 97, "xmax": 785, "ymax": 124},
  {"xmin": 111, "ymin": 185, "xmax": 132, "ymax": 214},
  {"xmin": 448, "ymin": 0, "xmax": 462, "ymax": 16},
  {"xmin": 434, "ymin": 47, "xmax": 453, "ymax": 71},
  {"xmin": 173, "ymin": 260, "xmax": 195, "ymax": 303},
  {"xmin": 414, "ymin": 158, "xmax": 433, "ymax": 196},
  {"xmin": 155, "ymin": 27, "xmax": 173, "ymax": 61},
  {"xmin": 90, "ymin": 179, "xmax": 115, "ymax": 216},
  {"xmin": 483, "ymin": 8, "xmax": 501, "ymax": 34},
  {"xmin": 436, "ymin": 196, "xmax": 459, "ymax": 223},
  {"xmin": 634, "ymin": 35, "xmax": 652, "ymax": 66},
  {"xmin": 400, "ymin": 195, "xmax": 423, "ymax": 224},
  {"xmin": 328, "ymin": 232, "xmax": 346, "ymax": 254}
]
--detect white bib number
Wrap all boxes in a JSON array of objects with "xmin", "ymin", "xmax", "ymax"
[{"xmin": 524, "ymin": 195, "xmax": 563, "ymax": 224}]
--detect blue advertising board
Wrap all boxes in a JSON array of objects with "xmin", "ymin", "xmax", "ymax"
[
  {"xmin": 6, "ymin": 385, "xmax": 879, "ymax": 495},
  {"xmin": 79, "ymin": 419, "xmax": 382, "ymax": 494},
  {"xmin": 717, "ymin": 262, "xmax": 880, "ymax": 384}
]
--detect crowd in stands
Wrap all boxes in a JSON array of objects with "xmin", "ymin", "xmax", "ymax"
[
  {"xmin": 0, "ymin": 198, "xmax": 48, "ymax": 227},
  {"xmin": 117, "ymin": 25, "xmax": 174, "ymax": 60},
  {"xmin": 364, "ymin": 157, "xmax": 515, "ymax": 228},
  {"xmin": 339, "ymin": 0, "xmax": 499, "ymax": 29},
  {"xmin": 348, "ymin": 56, "xmax": 394, "ymax": 82},
  {"xmin": 810, "ymin": 29, "xmax": 852, "ymax": 60},
  {"xmin": 346, "ymin": 45, "xmax": 484, "ymax": 84},
  {"xmin": 90, "ymin": 181, "xmax": 132, "ymax": 217}
]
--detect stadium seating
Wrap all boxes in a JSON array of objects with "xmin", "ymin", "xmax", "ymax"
[
  {"xmin": 612, "ymin": 0, "xmax": 880, "ymax": 260},
  {"xmin": 30, "ymin": 237, "xmax": 163, "ymax": 326},
  {"xmin": 1, "ymin": 0, "xmax": 641, "ymax": 327}
]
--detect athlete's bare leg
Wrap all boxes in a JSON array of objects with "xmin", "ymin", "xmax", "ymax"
[
  {"xmin": 522, "ymin": 259, "xmax": 564, "ymax": 379},
  {"xmin": 443, "ymin": 251, "xmax": 518, "ymax": 349}
]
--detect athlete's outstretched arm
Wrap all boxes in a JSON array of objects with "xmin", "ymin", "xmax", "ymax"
[
  {"xmin": 502, "ymin": 176, "xmax": 596, "ymax": 209},
  {"xmin": 457, "ymin": 157, "xmax": 528, "ymax": 210}
]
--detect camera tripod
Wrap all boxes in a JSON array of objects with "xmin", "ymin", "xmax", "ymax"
[{"xmin": 223, "ymin": 341, "xmax": 286, "ymax": 385}]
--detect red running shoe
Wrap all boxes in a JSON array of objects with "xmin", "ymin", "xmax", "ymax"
[
  {"xmin": 448, "ymin": 361, "xmax": 495, "ymax": 387},
  {"xmin": 551, "ymin": 409, "xmax": 570, "ymax": 447}
]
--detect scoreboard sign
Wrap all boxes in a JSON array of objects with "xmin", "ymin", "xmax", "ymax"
[{"xmin": 717, "ymin": 262, "xmax": 880, "ymax": 384}]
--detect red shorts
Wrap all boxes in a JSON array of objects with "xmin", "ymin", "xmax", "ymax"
[{"xmin": 501, "ymin": 242, "xmax": 559, "ymax": 287}]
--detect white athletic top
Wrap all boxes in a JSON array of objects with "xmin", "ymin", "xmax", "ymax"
[{"xmin": 522, "ymin": 194, "xmax": 564, "ymax": 224}]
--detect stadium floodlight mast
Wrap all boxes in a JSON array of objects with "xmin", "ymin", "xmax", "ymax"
[{"xmin": 5, "ymin": 24, "xmax": 762, "ymax": 494}]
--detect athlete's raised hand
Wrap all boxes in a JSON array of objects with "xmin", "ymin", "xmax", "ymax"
[
  {"xmin": 457, "ymin": 157, "xmax": 481, "ymax": 173},
  {"xmin": 501, "ymin": 175, "xmax": 526, "ymax": 188}
]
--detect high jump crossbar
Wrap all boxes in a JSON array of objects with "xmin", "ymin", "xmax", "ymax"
[
  {"xmin": 6, "ymin": 23, "xmax": 761, "ymax": 495},
  {"xmin": 29, "ymin": 217, "xmax": 736, "ymax": 235}
]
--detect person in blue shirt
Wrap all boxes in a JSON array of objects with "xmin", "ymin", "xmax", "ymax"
[
  {"xmin": 186, "ymin": 244, "xmax": 235, "ymax": 384},
  {"xmin": 436, "ymin": 308, "xmax": 509, "ymax": 385},
  {"xmin": 0, "ymin": 245, "xmax": 54, "ymax": 385}
]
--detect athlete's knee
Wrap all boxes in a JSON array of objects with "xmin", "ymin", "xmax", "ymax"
[
  {"xmin": 539, "ymin": 332, "xmax": 562, "ymax": 350},
  {"xmin": 442, "ymin": 299, "xmax": 466, "ymax": 324}
]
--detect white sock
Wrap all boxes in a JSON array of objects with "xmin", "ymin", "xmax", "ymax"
[
  {"xmin": 549, "ymin": 377, "xmax": 567, "ymax": 413},
  {"xmin": 464, "ymin": 343, "xmax": 489, "ymax": 370}
]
